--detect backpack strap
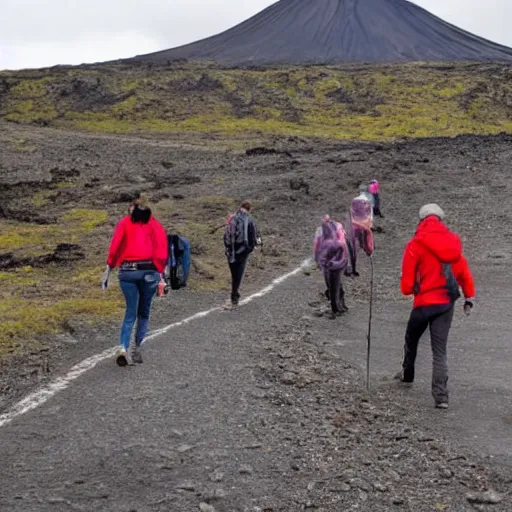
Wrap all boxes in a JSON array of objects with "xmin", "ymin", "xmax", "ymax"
[
  {"xmin": 243, "ymin": 213, "xmax": 250, "ymax": 247},
  {"xmin": 224, "ymin": 212, "xmax": 237, "ymax": 263}
]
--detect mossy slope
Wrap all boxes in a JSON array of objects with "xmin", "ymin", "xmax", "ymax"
[{"xmin": 1, "ymin": 62, "xmax": 512, "ymax": 139}]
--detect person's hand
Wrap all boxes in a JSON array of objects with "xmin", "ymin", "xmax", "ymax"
[
  {"xmin": 463, "ymin": 299, "xmax": 474, "ymax": 316},
  {"xmin": 101, "ymin": 265, "xmax": 111, "ymax": 290}
]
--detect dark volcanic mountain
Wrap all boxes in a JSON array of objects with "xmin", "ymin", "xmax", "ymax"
[{"xmin": 131, "ymin": 0, "xmax": 512, "ymax": 66}]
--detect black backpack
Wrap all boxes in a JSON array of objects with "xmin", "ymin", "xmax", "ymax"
[{"xmin": 442, "ymin": 263, "xmax": 461, "ymax": 303}]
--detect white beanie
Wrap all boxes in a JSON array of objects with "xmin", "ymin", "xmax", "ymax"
[{"xmin": 419, "ymin": 203, "xmax": 445, "ymax": 221}]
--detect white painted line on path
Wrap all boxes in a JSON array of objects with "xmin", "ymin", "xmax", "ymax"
[{"xmin": 0, "ymin": 258, "xmax": 312, "ymax": 429}]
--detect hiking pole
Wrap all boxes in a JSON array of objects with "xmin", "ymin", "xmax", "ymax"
[{"xmin": 366, "ymin": 254, "xmax": 374, "ymax": 391}]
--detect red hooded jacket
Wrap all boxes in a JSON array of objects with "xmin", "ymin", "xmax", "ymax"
[
  {"xmin": 400, "ymin": 217, "xmax": 475, "ymax": 309},
  {"xmin": 107, "ymin": 216, "xmax": 168, "ymax": 273}
]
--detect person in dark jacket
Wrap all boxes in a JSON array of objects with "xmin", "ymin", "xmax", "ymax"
[
  {"xmin": 103, "ymin": 193, "xmax": 168, "ymax": 366},
  {"xmin": 397, "ymin": 204, "xmax": 475, "ymax": 409},
  {"xmin": 223, "ymin": 200, "xmax": 260, "ymax": 309}
]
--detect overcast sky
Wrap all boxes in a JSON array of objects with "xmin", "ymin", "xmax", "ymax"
[{"xmin": 1, "ymin": 0, "xmax": 511, "ymax": 70}]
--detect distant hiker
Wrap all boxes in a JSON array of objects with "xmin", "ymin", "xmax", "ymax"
[
  {"xmin": 369, "ymin": 179, "xmax": 383, "ymax": 217},
  {"xmin": 397, "ymin": 204, "xmax": 475, "ymax": 409},
  {"xmin": 223, "ymin": 200, "xmax": 260, "ymax": 309},
  {"xmin": 360, "ymin": 182, "xmax": 375, "ymax": 208},
  {"xmin": 103, "ymin": 193, "xmax": 168, "ymax": 366},
  {"xmin": 348, "ymin": 185, "xmax": 375, "ymax": 276},
  {"xmin": 314, "ymin": 215, "xmax": 354, "ymax": 317}
]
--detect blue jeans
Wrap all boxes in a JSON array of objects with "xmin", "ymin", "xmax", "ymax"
[{"xmin": 119, "ymin": 270, "xmax": 159, "ymax": 350}]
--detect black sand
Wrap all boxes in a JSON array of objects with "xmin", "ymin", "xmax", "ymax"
[{"xmin": 132, "ymin": 0, "xmax": 512, "ymax": 66}]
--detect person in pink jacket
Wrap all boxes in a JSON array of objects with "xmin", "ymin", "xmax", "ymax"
[
  {"xmin": 102, "ymin": 193, "xmax": 168, "ymax": 366},
  {"xmin": 314, "ymin": 215, "xmax": 354, "ymax": 317},
  {"xmin": 368, "ymin": 179, "xmax": 383, "ymax": 218},
  {"xmin": 347, "ymin": 185, "xmax": 375, "ymax": 276}
]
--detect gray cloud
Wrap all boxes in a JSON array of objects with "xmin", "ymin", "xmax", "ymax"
[{"xmin": 1, "ymin": 0, "xmax": 511, "ymax": 69}]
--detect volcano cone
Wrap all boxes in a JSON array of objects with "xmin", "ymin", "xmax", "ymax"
[{"xmin": 132, "ymin": 0, "xmax": 512, "ymax": 65}]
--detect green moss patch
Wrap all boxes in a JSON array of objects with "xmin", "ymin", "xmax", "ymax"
[
  {"xmin": 63, "ymin": 209, "xmax": 109, "ymax": 231},
  {"xmin": 2, "ymin": 63, "xmax": 512, "ymax": 139},
  {"xmin": 0, "ymin": 295, "xmax": 123, "ymax": 358}
]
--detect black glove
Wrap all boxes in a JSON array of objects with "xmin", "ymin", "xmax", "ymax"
[{"xmin": 463, "ymin": 299, "xmax": 474, "ymax": 316}]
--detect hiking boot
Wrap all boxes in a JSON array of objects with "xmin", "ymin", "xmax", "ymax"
[
  {"xmin": 435, "ymin": 402, "xmax": 449, "ymax": 410},
  {"xmin": 394, "ymin": 370, "xmax": 413, "ymax": 387},
  {"xmin": 223, "ymin": 300, "xmax": 238, "ymax": 311},
  {"xmin": 116, "ymin": 348, "xmax": 133, "ymax": 367},
  {"xmin": 131, "ymin": 345, "xmax": 143, "ymax": 364}
]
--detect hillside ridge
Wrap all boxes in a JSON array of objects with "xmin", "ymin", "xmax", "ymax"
[
  {"xmin": 130, "ymin": 0, "xmax": 512, "ymax": 65},
  {"xmin": 1, "ymin": 63, "xmax": 512, "ymax": 141}
]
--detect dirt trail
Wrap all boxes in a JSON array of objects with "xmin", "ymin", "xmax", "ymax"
[
  {"xmin": 1, "ymin": 125, "xmax": 512, "ymax": 510},
  {"xmin": 1, "ymin": 267, "xmax": 512, "ymax": 512}
]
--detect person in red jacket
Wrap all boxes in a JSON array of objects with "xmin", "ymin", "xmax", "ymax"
[
  {"xmin": 398, "ymin": 204, "xmax": 475, "ymax": 409},
  {"xmin": 102, "ymin": 193, "xmax": 168, "ymax": 366}
]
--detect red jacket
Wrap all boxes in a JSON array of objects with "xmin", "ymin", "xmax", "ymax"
[
  {"xmin": 107, "ymin": 216, "xmax": 168, "ymax": 273},
  {"xmin": 400, "ymin": 217, "xmax": 475, "ymax": 309}
]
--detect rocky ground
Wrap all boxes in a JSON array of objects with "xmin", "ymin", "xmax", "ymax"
[
  {"xmin": 1, "ymin": 268, "xmax": 511, "ymax": 512},
  {"xmin": 1, "ymin": 123, "xmax": 512, "ymax": 510},
  {"xmin": 242, "ymin": 317, "xmax": 512, "ymax": 512}
]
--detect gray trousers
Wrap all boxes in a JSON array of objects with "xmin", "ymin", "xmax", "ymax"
[
  {"xmin": 323, "ymin": 269, "xmax": 345, "ymax": 313},
  {"xmin": 402, "ymin": 304, "xmax": 454, "ymax": 404}
]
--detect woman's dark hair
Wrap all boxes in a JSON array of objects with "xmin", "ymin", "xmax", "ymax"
[
  {"xmin": 129, "ymin": 192, "xmax": 151, "ymax": 224},
  {"xmin": 131, "ymin": 205, "xmax": 152, "ymax": 224}
]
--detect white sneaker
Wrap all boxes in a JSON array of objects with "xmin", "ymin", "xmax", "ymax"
[
  {"xmin": 116, "ymin": 348, "xmax": 133, "ymax": 367},
  {"xmin": 435, "ymin": 402, "xmax": 449, "ymax": 410}
]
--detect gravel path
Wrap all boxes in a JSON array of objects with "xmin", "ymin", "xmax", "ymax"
[
  {"xmin": 1, "ymin": 265, "xmax": 511, "ymax": 511},
  {"xmin": 2, "ymin": 127, "xmax": 512, "ymax": 510}
]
